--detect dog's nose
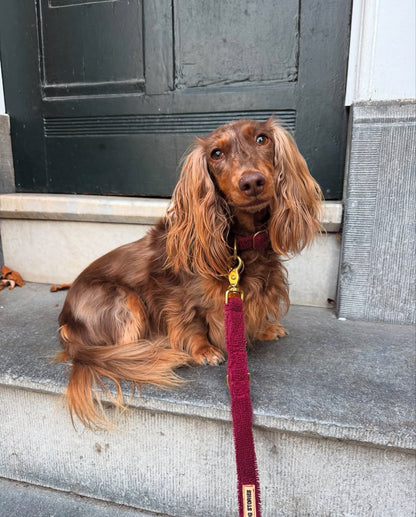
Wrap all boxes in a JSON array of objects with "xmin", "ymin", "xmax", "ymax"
[{"xmin": 238, "ymin": 172, "xmax": 266, "ymax": 197}]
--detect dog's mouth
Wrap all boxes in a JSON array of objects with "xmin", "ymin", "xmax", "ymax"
[{"xmin": 232, "ymin": 196, "xmax": 272, "ymax": 213}]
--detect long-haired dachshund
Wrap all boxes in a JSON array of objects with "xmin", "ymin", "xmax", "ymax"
[{"xmin": 57, "ymin": 118, "xmax": 322, "ymax": 428}]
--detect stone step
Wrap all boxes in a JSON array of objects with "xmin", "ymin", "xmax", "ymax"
[
  {"xmin": 0, "ymin": 283, "xmax": 415, "ymax": 516},
  {"xmin": 0, "ymin": 193, "xmax": 342, "ymax": 307}
]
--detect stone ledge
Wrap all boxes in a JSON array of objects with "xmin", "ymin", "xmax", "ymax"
[
  {"xmin": 353, "ymin": 100, "xmax": 416, "ymax": 125},
  {"xmin": 1, "ymin": 283, "xmax": 414, "ymax": 452},
  {"xmin": 0, "ymin": 193, "xmax": 168, "ymax": 225},
  {"xmin": 0, "ymin": 193, "xmax": 342, "ymax": 232}
]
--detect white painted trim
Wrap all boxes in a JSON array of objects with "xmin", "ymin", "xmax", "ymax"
[
  {"xmin": 345, "ymin": 0, "xmax": 379, "ymax": 105},
  {"xmin": 0, "ymin": 193, "xmax": 342, "ymax": 232},
  {"xmin": 346, "ymin": 0, "xmax": 416, "ymax": 105}
]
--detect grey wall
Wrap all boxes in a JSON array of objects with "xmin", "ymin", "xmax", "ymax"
[
  {"xmin": 0, "ymin": 115, "xmax": 14, "ymax": 193},
  {"xmin": 0, "ymin": 114, "xmax": 14, "ymax": 265},
  {"xmin": 338, "ymin": 101, "xmax": 415, "ymax": 324}
]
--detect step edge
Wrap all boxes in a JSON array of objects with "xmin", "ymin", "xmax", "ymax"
[
  {"xmin": 0, "ymin": 193, "xmax": 342, "ymax": 232},
  {"xmin": 1, "ymin": 375, "xmax": 413, "ymax": 453}
]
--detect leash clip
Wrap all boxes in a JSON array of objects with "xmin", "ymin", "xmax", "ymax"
[{"xmin": 225, "ymin": 255, "xmax": 244, "ymax": 304}]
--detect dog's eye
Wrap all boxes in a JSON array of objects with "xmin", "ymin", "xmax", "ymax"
[
  {"xmin": 256, "ymin": 134, "xmax": 269, "ymax": 146},
  {"xmin": 210, "ymin": 148, "xmax": 224, "ymax": 160}
]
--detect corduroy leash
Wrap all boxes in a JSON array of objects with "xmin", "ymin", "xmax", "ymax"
[{"xmin": 225, "ymin": 245, "xmax": 262, "ymax": 517}]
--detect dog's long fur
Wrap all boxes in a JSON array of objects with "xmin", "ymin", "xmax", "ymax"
[{"xmin": 57, "ymin": 118, "xmax": 322, "ymax": 428}]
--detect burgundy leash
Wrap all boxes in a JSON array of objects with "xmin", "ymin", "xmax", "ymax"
[{"xmin": 225, "ymin": 249, "xmax": 261, "ymax": 517}]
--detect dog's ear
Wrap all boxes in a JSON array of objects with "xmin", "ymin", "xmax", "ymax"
[
  {"xmin": 268, "ymin": 122, "xmax": 322, "ymax": 256},
  {"xmin": 165, "ymin": 143, "xmax": 231, "ymax": 277}
]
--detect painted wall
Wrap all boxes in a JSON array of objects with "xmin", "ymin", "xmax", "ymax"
[
  {"xmin": 346, "ymin": 0, "xmax": 416, "ymax": 104},
  {"xmin": 0, "ymin": 61, "xmax": 5, "ymax": 114}
]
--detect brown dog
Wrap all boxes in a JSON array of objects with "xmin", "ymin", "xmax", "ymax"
[{"xmin": 57, "ymin": 118, "xmax": 322, "ymax": 428}]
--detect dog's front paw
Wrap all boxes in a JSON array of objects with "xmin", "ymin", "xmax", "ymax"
[
  {"xmin": 256, "ymin": 322, "xmax": 287, "ymax": 341},
  {"xmin": 193, "ymin": 347, "xmax": 225, "ymax": 366},
  {"xmin": 189, "ymin": 337, "xmax": 225, "ymax": 366}
]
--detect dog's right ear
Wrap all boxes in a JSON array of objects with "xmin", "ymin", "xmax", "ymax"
[
  {"xmin": 165, "ymin": 144, "xmax": 231, "ymax": 277},
  {"xmin": 268, "ymin": 122, "xmax": 323, "ymax": 256}
]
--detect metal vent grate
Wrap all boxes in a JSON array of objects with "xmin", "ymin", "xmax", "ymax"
[{"xmin": 44, "ymin": 110, "xmax": 296, "ymax": 137}]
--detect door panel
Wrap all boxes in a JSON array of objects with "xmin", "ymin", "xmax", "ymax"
[
  {"xmin": 174, "ymin": 0, "xmax": 298, "ymax": 87},
  {"xmin": 40, "ymin": 0, "xmax": 144, "ymax": 95},
  {"xmin": 0, "ymin": 0, "xmax": 351, "ymax": 198}
]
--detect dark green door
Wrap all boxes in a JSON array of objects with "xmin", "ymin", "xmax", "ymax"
[{"xmin": 0, "ymin": 0, "xmax": 351, "ymax": 199}]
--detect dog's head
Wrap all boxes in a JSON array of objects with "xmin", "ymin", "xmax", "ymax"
[{"xmin": 166, "ymin": 118, "xmax": 322, "ymax": 276}]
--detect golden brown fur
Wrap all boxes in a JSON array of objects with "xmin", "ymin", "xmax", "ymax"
[{"xmin": 57, "ymin": 118, "xmax": 322, "ymax": 428}]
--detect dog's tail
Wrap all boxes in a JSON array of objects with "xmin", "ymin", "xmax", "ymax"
[{"xmin": 55, "ymin": 336, "xmax": 190, "ymax": 430}]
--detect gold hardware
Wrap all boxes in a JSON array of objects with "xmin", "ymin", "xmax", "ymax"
[
  {"xmin": 225, "ymin": 255, "xmax": 244, "ymax": 304},
  {"xmin": 252, "ymin": 230, "xmax": 263, "ymax": 250}
]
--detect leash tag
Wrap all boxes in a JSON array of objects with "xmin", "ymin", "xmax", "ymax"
[{"xmin": 242, "ymin": 484, "xmax": 257, "ymax": 517}]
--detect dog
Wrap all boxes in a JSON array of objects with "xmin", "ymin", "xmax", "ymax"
[{"xmin": 57, "ymin": 118, "xmax": 322, "ymax": 428}]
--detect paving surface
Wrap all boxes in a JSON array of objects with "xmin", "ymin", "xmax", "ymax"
[
  {"xmin": 0, "ymin": 477, "xmax": 168, "ymax": 517},
  {"xmin": 0, "ymin": 282, "xmax": 415, "ymax": 449}
]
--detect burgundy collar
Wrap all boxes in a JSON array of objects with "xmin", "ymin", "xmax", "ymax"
[{"xmin": 234, "ymin": 229, "xmax": 270, "ymax": 251}]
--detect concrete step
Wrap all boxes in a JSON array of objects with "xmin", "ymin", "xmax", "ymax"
[
  {"xmin": 0, "ymin": 477, "xmax": 167, "ymax": 517},
  {"xmin": 0, "ymin": 283, "xmax": 415, "ymax": 516},
  {"xmin": 0, "ymin": 193, "xmax": 342, "ymax": 307}
]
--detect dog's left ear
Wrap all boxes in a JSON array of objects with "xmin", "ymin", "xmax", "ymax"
[
  {"xmin": 165, "ymin": 143, "xmax": 231, "ymax": 277},
  {"xmin": 268, "ymin": 122, "xmax": 323, "ymax": 256}
]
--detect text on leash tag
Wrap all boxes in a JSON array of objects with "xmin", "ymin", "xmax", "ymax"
[{"xmin": 242, "ymin": 484, "xmax": 257, "ymax": 517}]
